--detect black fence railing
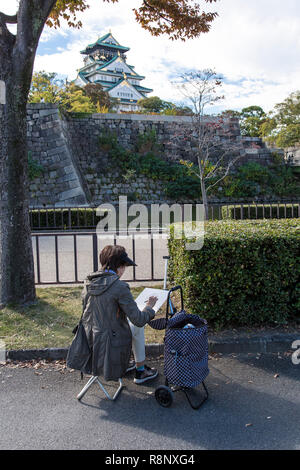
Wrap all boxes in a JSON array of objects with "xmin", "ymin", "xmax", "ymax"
[
  {"xmin": 31, "ymin": 202, "xmax": 300, "ymax": 285},
  {"xmin": 29, "ymin": 202, "xmax": 300, "ymax": 231},
  {"xmin": 32, "ymin": 231, "xmax": 167, "ymax": 285}
]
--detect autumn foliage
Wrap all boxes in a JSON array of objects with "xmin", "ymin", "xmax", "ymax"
[{"xmin": 47, "ymin": 0, "xmax": 218, "ymax": 40}]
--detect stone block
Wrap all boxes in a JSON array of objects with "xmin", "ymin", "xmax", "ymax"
[
  {"xmin": 47, "ymin": 145, "xmax": 66, "ymax": 156},
  {"xmin": 68, "ymin": 180, "xmax": 81, "ymax": 189},
  {"xmin": 59, "ymin": 187, "xmax": 84, "ymax": 201},
  {"xmin": 57, "ymin": 173, "xmax": 78, "ymax": 183},
  {"xmin": 64, "ymin": 165, "xmax": 75, "ymax": 175},
  {"xmin": 39, "ymin": 109, "xmax": 58, "ymax": 118}
]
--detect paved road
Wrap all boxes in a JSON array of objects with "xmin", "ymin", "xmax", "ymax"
[
  {"xmin": 1, "ymin": 353, "xmax": 299, "ymax": 450},
  {"xmin": 32, "ymin": 232, "xmax": 168, "ymax": 284}
]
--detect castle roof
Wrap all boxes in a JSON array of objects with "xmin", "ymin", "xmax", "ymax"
[{"xmin": 80, "ymin": 33, "xmax": 130, "ymax": 55}]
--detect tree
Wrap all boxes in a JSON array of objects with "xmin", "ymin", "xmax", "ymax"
[
  {"xmin": 221, "ymin": 109, "xmax": 241, "ymax": 118},
  {"xmin": 29, "ymin": 73, "xmax": 114, "ymax": 112},
  {"xmin": 162, "ymin": 104, "xmax": 193, "ymax": 116},
  {"xmin": 59, "ymin": 82, "xmax": 96, "ymax": 113},
  {"xmin": 137, "ymin": 96, "xmax": 173, "ymax": 113},
  {"xmin": 0, "ymin": 0, "xmax": 218, "ymax": 306},
  {"xmin": 170, "ymin": 69, "xmax": 243, "ymax": 219},
  {"xmin": 29, "ymin": 71, "xmax": 61, "ymax": 104},
  {"xmin": 261, "ymin": 91, "xmax": 300, "ymax": 149},
  {"xmin": 83, "ymin": 83, "xmax": 115, "ymax": 111},
  {"xmin": 137, "ymin": 96, "xmax": 193, "ymax": 115},
  {"xmin": 239, "ymin": 105, "xmax": 266, "ymax": 137}
]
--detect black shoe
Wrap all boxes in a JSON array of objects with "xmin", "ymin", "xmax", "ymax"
[
  {"xmin": 126, "ymin": 360, "xmax": 136, "ymax": 373},
  {"xmin": 134, "ymin": 365, "xmax": 158, "ymax": 384}
]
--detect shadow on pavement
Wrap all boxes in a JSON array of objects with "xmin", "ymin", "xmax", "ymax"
[
  {"xmin": 76, "ymin": 358, "xmax": 300, "ymax": 450},
  {"xmin": 231, "ymin": 352, "xmax": 300, "ymax": 381}
]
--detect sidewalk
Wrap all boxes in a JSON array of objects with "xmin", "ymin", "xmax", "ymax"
[{"xmin": 1, "ymin": 353, "xmax": 299, "ymax": 450}]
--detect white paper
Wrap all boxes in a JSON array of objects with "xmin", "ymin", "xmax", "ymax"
[{"xmin": 135, "ymin": 288, "xmax": 169, "ymax": 313}]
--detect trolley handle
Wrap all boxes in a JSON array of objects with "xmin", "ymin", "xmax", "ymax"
[{"xmin": 166, "ymin": 285, "xmax": 184, "ymax": 319}]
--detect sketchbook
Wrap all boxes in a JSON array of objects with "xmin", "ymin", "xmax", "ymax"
[{"xmin": 135, "ymin": 288, "xmax": 169, "ymax": 313}]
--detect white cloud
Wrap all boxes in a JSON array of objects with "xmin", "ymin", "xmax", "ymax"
[{"xmin": 1, "ymin": 0, "xmax": 299, "ymax": 112}]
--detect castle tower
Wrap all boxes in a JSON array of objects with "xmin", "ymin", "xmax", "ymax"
[{"xmin": 74, "ymin": 32, "xmax": 153, "ymax": 112}]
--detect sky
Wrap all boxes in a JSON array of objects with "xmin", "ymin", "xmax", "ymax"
[{"xmin": 1, "ymin": 0, "xmax": 300, "ymax": 113}]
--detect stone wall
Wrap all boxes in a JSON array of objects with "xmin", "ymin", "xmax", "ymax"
[
  {"xmin": 242, "ymin": 136, "xmax": 284, "ymax": 165},
  {"xmin": 286, "ymin": 146, "xmax": 300, "ymax": 166},
  {"xmin": 27, "ymin": 104, "xmax": 87, "ymax": 206},
  {"xmin": 26, "ymin": 104, "xmax": 281, "ymax": 207}
]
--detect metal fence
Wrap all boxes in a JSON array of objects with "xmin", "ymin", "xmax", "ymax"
[
  {"xmin": 31, "ymin": 201, "xmax": 300, "ymax": 285},
  {"xmin": 219, "ymin": 202, "xmax": 300, "ymax": 220},
  {"xmin": 32, "ymin": 231, "xmax": 167, "ymax": 285},
  {"xmin": 30, "ymin": 202, "xmax": 300, "ymax": 231}
]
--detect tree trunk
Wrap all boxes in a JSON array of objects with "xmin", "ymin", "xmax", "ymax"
[
  {"xmin": 0, "ymin": 69, "xmax": 36, "ymax": 306},
  {"xmin": 0, "ymin": 0, "xmax": 56, "ymax": 306},
  {"xmin": 197, "ymin": 154, "xmax": 209, "ymax": 220},
  {"xmin": 200, "ymin": 176, "xmax": 209, "ymax": 220}
]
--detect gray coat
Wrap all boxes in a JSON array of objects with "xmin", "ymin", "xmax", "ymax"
[{"xmin": 66, "ymin": 271, "xmax": 155, "ymax": 381}]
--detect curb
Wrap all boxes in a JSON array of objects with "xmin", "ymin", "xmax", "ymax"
[
  {"xmin": 5, "ymin": 333, "xmax": 299, "ymax": 362},
  {"xmin": 208, "ymin": 333, "xmax": 299, "ymax": 354}
]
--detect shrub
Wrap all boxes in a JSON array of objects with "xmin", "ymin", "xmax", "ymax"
[
  {"xmin": 168, "ymin": 219, "xmax": 300, "ymax": 327},
  {"xmin": 30, "ymin": 208, "xmax": 100, "ymax": 229},
  {"xmin": 221, "ymin": 204, "xmax": 300, "ymax": 220},
  {"xmin": 221, "ymin": 162, "xmax": 300, "ymax": 199},
  {"xmin": 99, "ymin": 129, "xmax": 200, "ymax": 200}
]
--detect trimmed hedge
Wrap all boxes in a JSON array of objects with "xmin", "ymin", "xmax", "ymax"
[
  {"xmin": 222, "ymin": 203, "xmax": 300, "ymax": 220},
  {"xmin": 30, "ymin": 208, "xmax": 99, "ymax": 229},
  {"xmin": 29, "ymin": 207, "xmax": 147, "ymax": 230},
  {"xmin": 168, "ymin": 219, "xmax": 300, "ymax": 327}
]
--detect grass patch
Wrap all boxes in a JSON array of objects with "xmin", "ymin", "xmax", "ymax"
[{"xmin": 0, "ymin": 286, "xmax": 165, "ymax": 350}]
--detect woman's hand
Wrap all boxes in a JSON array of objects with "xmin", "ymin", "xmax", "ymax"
[{"xmin": 146, "ymin": 296, "xmax": 158, "ymax": 309}]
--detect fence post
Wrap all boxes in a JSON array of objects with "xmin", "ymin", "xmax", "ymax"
[
  {"xmin": 55, "ymin": 234, "xmax": 59, "ymax": 283},
  {"xmin": 74, "ymin": 234, "xmax": 78, "ymax": 283},
  {"xmin": 68, "ymin": 208, "xmax": 71, "ymax": 230},
  {"xmin": 92, "ymin": 233, "xmax": 98, "ymax": 272},
  {"xmin": 35, "ymin": 235, "xmax": 41, "ymax": 284},
  {"xmin": 132, "ymin": 235, "xmax": 136, "ymax": 281},
  {"xmin": 151, "ymin": 233, "xmax": 154, "ymax": 281}
]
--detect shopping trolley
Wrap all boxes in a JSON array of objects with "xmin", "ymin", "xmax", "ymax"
[{"xmin": 148, "ymin": 285, "xmax": 209, "ymax": 409}]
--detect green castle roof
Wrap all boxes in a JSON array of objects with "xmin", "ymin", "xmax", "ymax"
[
  {"xmin": 80, "ymin": 33, "xmax": 130, "ymax": 55},
  {"xmin": 79, "ymin": 55, "xmax": 145, "ymax": 80}
]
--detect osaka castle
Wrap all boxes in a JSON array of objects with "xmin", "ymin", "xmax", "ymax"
[{"xmin": 74, "ymin": 32, "xmax": 153, "ymax": 112}]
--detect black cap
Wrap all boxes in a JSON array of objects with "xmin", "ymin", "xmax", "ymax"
[{"xmin": 120, "ymin": 251, "xmax": 137, "ymax": 267}]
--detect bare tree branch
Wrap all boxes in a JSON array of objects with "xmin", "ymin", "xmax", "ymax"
[
  {"xmin": 169, "ymin": 69, "xmax": 246, "ymax": 218},
  {"xmin": 0, "ymin": 12, "xmax": 16, "ymax": 61},
  {"xmin": 0, "ymin": 12, "xmax": 18, "ymax": 24},
  {"xmin": 206, "ymin": 156, "xmax": 241, "ymax": 192}
]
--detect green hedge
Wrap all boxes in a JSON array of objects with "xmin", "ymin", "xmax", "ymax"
[
  {"xmin": 30, "ymin": 208, "xmax": 99, "ymax": 229},
  {"xmin": 221, "ymin": 204, "xmax": 299, "ymax": 220},
  {"xmin": 30, "ymin": 207, "xmax": 147, "ymax": 229},
  {"xmin": 168, "ymin": 219, "xmax": 300, "ymax": 327}
]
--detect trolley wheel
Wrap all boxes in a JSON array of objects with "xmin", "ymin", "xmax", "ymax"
[{"xmin": 155, "ymin": 385, "xmax": 174, "ymax": 408}]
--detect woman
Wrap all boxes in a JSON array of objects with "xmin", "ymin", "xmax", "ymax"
[{"xmin": 72, "ymin": 244, "xmax": 158, "ymax": 384}]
